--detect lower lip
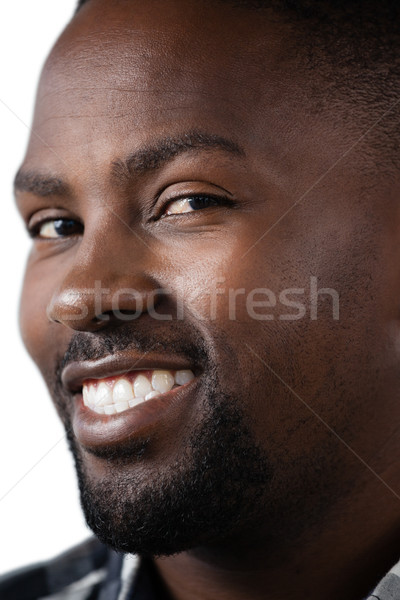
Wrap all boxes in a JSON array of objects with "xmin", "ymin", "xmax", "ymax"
[{"xmin": 72, "ymin": 379, "xmax": 198, "ymax": 451}]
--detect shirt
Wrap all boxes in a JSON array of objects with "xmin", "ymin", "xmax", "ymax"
[{"xmin": 0, "ymin": 536, "xmax": 399, "ymax": 600}]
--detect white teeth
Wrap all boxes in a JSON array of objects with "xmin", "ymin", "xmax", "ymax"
[
  {"xmin": 115, "ymin": 401, "xmax": 129, "ymax": 413},
  {"xmin": 133, "ymin": 375, "xmax": 152, "ymax": 398},
  {"xmin": 145, "ymin": 390, "xmax": 160, "ymax": 400},
  {"xmin": 113, "ymin": 379, "xmax": 134, "ymax": 403},
  {"xmin": 175, "ymin": 370, "xmax": 195, "ymax": 385},
  {"xmin": 129, "ymin": 397, "xmax": 144, "ymax": 408},
  {"xmin": 151, "ymin": 370, "xmax": 174, "ymax": 393},
  {"xmin": 96, "ymin": 382, "xmax": 113, "ymax": 406},
  {"xmin": 88, "ymin": 386, "xmax": 97, "ymax": 406},
  {"xmin": 82, "ymin": 386, "xmax": 89, "ymax": 407},
  {"xmin": 82, "ymin": 369, "xmax": 195, "ymax": 416}
]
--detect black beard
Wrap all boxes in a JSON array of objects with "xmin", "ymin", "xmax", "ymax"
[
  {"xmin": 54, "ymin": 328, "xmax": 272, "ymax": 556},
  {"xmin": 66, "ymin": 390, "xmax": 271, "ymax": 556}
]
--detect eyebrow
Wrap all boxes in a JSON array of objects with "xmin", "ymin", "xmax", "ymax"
[
  {"xmin": 112, "ymin": 131, "xmax": 245, "ymax": 181},
  {"xmin": 14, "ymin": 131, "xmax": 245, "ymax": 197},
  {"xmin": 13, "ymin": 171, "xmax": 71, "ymax": 197}
]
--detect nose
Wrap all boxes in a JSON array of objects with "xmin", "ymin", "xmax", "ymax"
[{"xmin": 47, "ymin": 226, "xmax": 160, "ymax": 332}]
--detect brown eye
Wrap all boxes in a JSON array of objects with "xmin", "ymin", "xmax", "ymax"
[
  {"xmin": 163, "ymin": 195, "xmax": 223, "ymax": 216},
  {"xmin": 35, "ymin": 218, "xmax": 83, "ymax": 239}
]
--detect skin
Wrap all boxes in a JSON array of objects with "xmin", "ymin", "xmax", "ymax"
[{"xmin": 15, "ymin": 0, "xmax": 400, "ymax": 598}]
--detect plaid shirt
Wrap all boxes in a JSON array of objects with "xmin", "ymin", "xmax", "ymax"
[{"xmin": 1, "ymin": 537, "xmax": 399, "ymax": 599}]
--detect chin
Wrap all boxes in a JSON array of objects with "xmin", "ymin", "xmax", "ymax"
[{"xmin": 65, "ymin": 396, "xmax": 271, "ymax": 556}]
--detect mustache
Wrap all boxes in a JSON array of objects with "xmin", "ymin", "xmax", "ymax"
[{"xmin": 58, "ymin": 325, "xmax": 208, "ymax": 375}]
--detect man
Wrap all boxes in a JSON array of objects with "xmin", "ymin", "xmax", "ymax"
[{"xmin": 2, "ymin": 0, "xmax": 400, "ymax": 598}]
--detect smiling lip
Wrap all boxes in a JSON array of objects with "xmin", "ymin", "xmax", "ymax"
[
  {"xmin": 62, "ymin": 352, "xmax": 201, "ymax": 452},
  {"xmin": 72, "ymin": 380, "xmax": 198, "ymax": 451},
  {"xmin": 62, "ymin": 351, "xmax": 199, "ymax": 393}
]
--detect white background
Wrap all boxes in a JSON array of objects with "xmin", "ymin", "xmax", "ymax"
[{"xmin": 0, "ymin": 1, "xmax": 89, "ymax": 575}]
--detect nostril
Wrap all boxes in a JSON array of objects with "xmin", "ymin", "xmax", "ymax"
[
  {"xmin": 93, "ymin": 309, "xmax": 141, "ymax": 324},
  {"xmin": 93, "ymin": 312, "xmax": 111, "ymax": 323}
]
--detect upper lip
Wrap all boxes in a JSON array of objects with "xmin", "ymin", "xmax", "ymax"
[{"xmin": 62, "ymin": 352, "xmax": 199, "ymax": 394}]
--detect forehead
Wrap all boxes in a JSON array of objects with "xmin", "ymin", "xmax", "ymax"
[
  {"xmin": 25, "ymin": 1, "xmax": 307, "ymax": 171},
  {"xmin": 49, "ymin": 0, "xmax": 290, "ymax": 82}
]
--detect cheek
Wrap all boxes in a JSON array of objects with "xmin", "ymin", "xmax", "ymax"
[
  {"xmin": 163, "ymin": 236, "xmax": 274, "ymax": 371},
  {"xmin": 159, "ymin": 224, "xmax": 271, "ymax": 323},
  {"xmin": 19, "ymin": 260, "xmax": 61, "ymax": 376},
  {"xmin": 179, "ymin": 252, "xmax": 276, "ymax": 326}
]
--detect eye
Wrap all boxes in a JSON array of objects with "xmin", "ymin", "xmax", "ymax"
[
  {"xmin": 162, "ymin": 195, "xmax": 228, "ymax": 217},
  {"xmin": 30, "ymin": 218, "xmax": 83, "ymax": 239}
]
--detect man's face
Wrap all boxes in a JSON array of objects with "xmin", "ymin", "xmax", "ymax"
[{"xmin": 16, "ymin": 0, "xmax": 400, "ymax": 556}]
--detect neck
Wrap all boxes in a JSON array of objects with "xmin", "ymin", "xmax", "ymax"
[{"xmin": 154, "ymin": 474, "xmax": 400, "ymax": 600}]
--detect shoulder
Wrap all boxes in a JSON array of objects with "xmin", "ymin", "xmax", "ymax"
[{"xmin": 0, "ymin": 537, "xmax": 111, "ymax": 600}]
